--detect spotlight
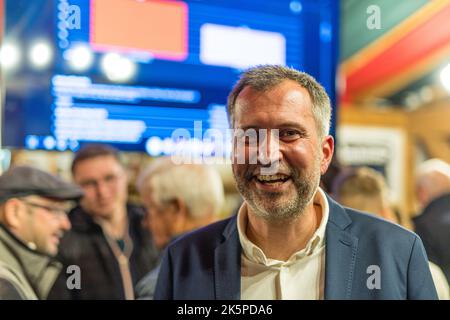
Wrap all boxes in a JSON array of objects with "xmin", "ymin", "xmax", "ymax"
[
  {"xmin": 43, "ymin": 136, "xmax": 56, "ymax": 150},
  {"xmin": 289, "ymin": 1, "xmax": 303, "ymax": 14},
  {"xmin": 145, "ymin": 136, "xmax": 163, "ymax": 156},
  {"xmin": 25, "ymin": 135, "xmax": 39, "ymax": 150},
  {"xmin": 100, "ymin": 53, "xmax": 137, "ymax": 82},
  {"xmin": 64, "ymin": 44, "xmax": 94, "ymax": 72},
  {"xmin": 440, "ymin": 63, "xmax": 450, "ymax": 92},
  {"xmin": 0, "ymin": 42, "xmax": 21, "ymax": 71},
  {"xmin": 29, "ymin": 40, "xmax": 53, "ymax": 69}
]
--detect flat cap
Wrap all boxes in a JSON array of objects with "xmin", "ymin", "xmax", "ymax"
[{"xmin": 0, "ymin": 165, "xmax": 83, "ymax": 203}]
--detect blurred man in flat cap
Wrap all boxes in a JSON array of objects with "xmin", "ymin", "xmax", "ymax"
[{"xmin": 0, "ymin": 166, "xmax": 83, "ymax": 300}]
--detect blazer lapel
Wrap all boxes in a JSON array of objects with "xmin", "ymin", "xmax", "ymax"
[
  {"xmin": 211, "ymin": 198, "xmax": 359, "ymax": 300},
  {"xmin": 324, "ymin": 197, "xmax": 359, "ymax": 300},
  {"xmin": 214, "ymin": 216, "xmax": 241, "ymax": 300}
]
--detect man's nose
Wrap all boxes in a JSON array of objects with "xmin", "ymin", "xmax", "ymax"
[
  {"xmin": 257, "ymin": 129, "xmax": 281, "ymax": 166},
  {"xmin": 95, "ymin": 180, "xmax": 110, "ymax": 198},
  {"xmin": 60, "ymin": 215, "xmax": 71, "ymax": 231}
]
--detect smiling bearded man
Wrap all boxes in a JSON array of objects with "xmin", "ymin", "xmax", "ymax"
[{"xmin": 154, "ymin": 65, "xmax": 438, "ymax": 300}]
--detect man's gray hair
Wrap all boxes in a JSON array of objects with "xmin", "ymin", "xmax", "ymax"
[
  {"xmin": 137, "ymin": 158, "xmax": 225, "ymax": 219},
  {"xmin": 227, "ymin": 65, "xmax": 332, "ymax": 138}
]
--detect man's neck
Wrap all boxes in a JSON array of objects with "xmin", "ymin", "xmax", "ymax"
[
  {"xmin": 246, "ymin": 202, "xmax": 322, "ymax": 261},
  {"xmin": 95, "ymin": 206, "xmax": 128, "ymax": 239}
]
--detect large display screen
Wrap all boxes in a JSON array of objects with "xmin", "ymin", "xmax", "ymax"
[{"xmin": 2, "ymin": 0, "xmax": 338, "ymax": 156}]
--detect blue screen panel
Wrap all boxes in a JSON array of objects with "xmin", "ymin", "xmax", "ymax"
[{"xmin": 2, "ymin": 0, "xmax": 339, "ymax": 156}]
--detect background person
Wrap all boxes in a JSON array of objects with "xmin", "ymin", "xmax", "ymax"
[
  {"xmin": 134, "ymin": 157, "xmax": 224, "ymax": 299},
  {"xmin": 331, "ymin": 166, "xmax": 398, "ymax": 223},
  {"xmin": 49, "ymin": 144, "xmax": 159, "ymax": 300},
  {"xmin": 413, "ymin": 158, "xmax": 450, "ymax": 283},
  {"xmin": 0, "ymin": 166, "xmax": 83, "ymax": 299}
]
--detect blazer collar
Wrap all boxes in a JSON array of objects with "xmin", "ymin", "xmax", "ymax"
[
  {"xmin": 324, "ymin": 195, "xmax": 359, "ymax": 299},
  {"xmin": 214, "ymin": 216, "xmax": 241, "ymax": 300}
]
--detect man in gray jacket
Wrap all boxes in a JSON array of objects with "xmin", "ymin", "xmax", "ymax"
[{"xmin": 0, "ymin": 166, "xmax": 83, "ymax": 299}]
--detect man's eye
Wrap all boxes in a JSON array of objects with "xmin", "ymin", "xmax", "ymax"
[
  {"xmin": 104, "ymin": 175, "xmax": 117, "ymax": 183},
  {"xmin": 280, "ymin": 130, "xmax": 300, "ymax": 140},
  {"xmin": 80, "ymin": 180, "xmax": 96, "ymax": 188}
]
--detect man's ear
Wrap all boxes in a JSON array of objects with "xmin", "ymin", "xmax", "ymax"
[
  {"xmin": 169, "ymin": 198, "xmax": 190, "ymax": 235},
  {"xmin": 320, "ymin": 135, "xmax": 335, "ymax": 175},
  {"xmin": 171, "ymin": 198, "xmax": 188, "ymax": 218},
  {"xmin": 3, "ymin": 199, "xmax": 24, "ymax": 229}
]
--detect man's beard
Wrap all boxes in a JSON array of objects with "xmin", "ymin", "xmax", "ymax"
[{"xmin": 234, "ymin": 160, "xmax": 321, "ymax": 223}]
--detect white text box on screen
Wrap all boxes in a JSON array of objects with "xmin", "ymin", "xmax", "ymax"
[{"xmin": 200, "ymin": 23, "xmax": 286, "ymax": 69}]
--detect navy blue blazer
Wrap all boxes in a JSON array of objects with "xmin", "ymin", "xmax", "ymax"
[{"xmin": 154, "ymin": 196, "xmax": 438, "ymax": 300}]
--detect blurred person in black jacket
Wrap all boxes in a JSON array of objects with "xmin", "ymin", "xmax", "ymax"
[
  {"xmin": 49, "ymin": 144, "xmax": 159, "ymax": 300},
  {"xmin": 413, "ymin": 158, "xmax": 450, "ymax": 284}
]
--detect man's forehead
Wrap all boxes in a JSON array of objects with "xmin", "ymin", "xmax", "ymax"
[
  {"xmin": 236, "ymin": 82, "xmax": 311, "ymax": 109},
  {"xmin": 234, "ymin": 82, "xmax": 314, "ymax": 127},
  {"xmin": 238, "ymin": 80, "xmax": 310, "ymax": 100},
  {"xmin": 74, "ymin": 155, "xmax": 122, "ymax": 175},
  {"xmin": 77, "ymin": 154, "xmax": 120, "ymax": 165}
]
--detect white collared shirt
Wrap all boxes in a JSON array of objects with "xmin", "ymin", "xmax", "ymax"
[{"xmin": 238, "ymin": 187, "xmax": 329, "ymax": 300}]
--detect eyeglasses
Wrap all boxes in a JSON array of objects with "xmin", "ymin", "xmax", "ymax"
[{"xmin": 21, "ymin": 200, "xmax": 68, "ymax": 218}]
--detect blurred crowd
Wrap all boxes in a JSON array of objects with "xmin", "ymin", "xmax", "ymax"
[
  {"xmin": 0, "ymin": 144, "xmax": 225, "ymax": 300},
  {"xmin": 1, "ymin": 143, "xmax": 449, "ymax": 300}
]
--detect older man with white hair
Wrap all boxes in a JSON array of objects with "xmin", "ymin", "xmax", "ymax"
[
  {"xmin": 413, "ymin": 158, "xmax": 450, "ymax": 283},
  {"xmin": 134, "ymin": 157, "xmax": 225, "ymax": 299}
]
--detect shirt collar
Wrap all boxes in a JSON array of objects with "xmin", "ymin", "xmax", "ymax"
[{"xmin": 237, "ymin": 187, "xmax": 329, "ymax": 266}]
